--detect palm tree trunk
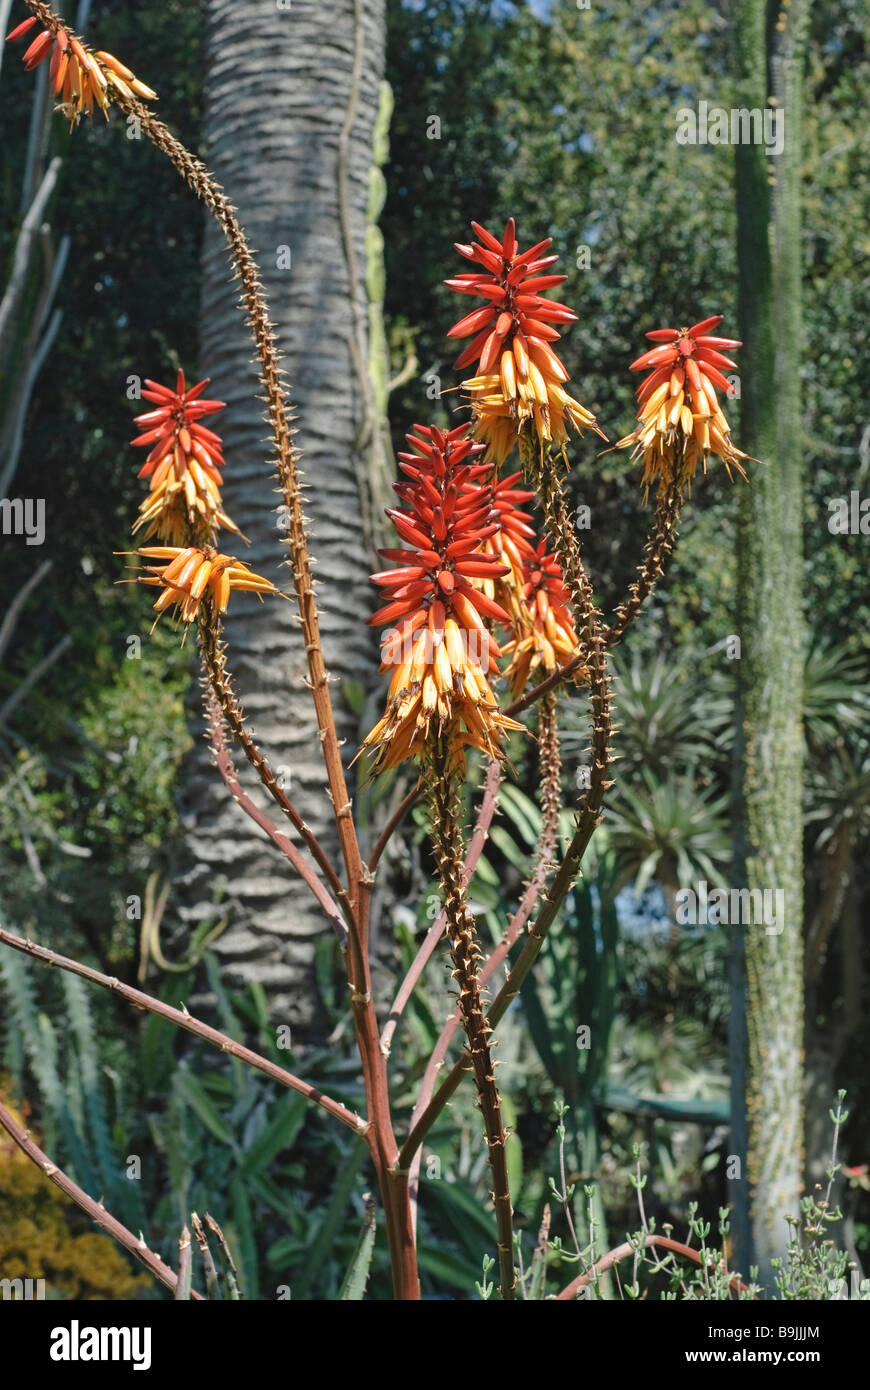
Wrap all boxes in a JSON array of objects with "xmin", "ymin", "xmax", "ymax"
[
  {"xmin": 733, "ymin": 0, "xmax": 809, "ymax": 1283},
  {"xmin": 178, "ymin": 0, "xmax": 385, "ymax": 1029}
]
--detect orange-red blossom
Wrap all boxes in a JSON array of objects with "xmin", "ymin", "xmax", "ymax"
[
  {"xmin": 6, "ymin": 13, "xmax": 156, "ymax": 125},
  {"xmin": 502, "ymin": 541, "xmax": 583, "ymax": 699},
  {"xmin": 362, "ymin": 424, "xmax": 524, "ymax": 771},
  {"xmin": 617, "ymin": 315, "xmax": 751, "ymax": 497},
  {"xmin": 137, "ymin": 545, "xmax": 280, "ymax": 625},
  {"xmin": 130, "ymin": 371, "xmax": 241, "ymax": 545},
  {"xmin": 447, "ymin": 218, "xmax": 603, "ymax": 463}
]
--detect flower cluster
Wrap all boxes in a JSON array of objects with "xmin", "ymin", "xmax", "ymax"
[
  {"xmin": 362, "ymin": 425, "xmax": 524, "ymax": 770},
  {"xmin": 502, "ymin": 541, "xmax": 582, "ymax": 699},
  {"xmin": 446, "ymin": 218, "xmax": 602, "ymax": 463},
  {"xmin": 137, "ymin": 545, "xmax": 279, "ymax": 626},
  {"xmin": 6, "ymin": 13, "xmax": 156, "ymax": 125},
  {"xmin": 125, "ymin": 369, "xmax": 278, "ymax": 625},
  {"xmin": 616, "ymin": 315, "xmax": 751, "ymax": 497},
  {"xmin": 130, "ymin": 371, "xmax": 241, "ymax": 545}
]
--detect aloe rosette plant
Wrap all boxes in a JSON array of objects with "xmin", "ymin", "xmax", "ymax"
[{"xmin": 0, "ymin": 3, "xmax": 755, "ymax": 1302}]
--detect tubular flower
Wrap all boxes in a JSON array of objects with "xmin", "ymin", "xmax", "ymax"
[
  {"xmin": 130, "ymin": 371, "xmax": 240, "ymax": 544},
  {"xmin": 446, "ymin": 218, "xmax": 603, "ymax": 464},
  {"xmin": 616, "ymin": 315, "xmax": 752, "ymax": 498},
  {"xmin": 501, "ymin": 542, "xmax": 584, "ymax": 699},
  {"xmin": 478, "ymin": 470, "xmax": 538, "ymax": 622},
  {"xmin": 5, "ymin": 13, "xmax": 157, "ymax": 125},
  {"xmin": 361, "ymin": 424, "xmax": 524, "ymax": 771},
  {"xmin": 136, "ymin": 545, "xmax": 279, "ymax": 625}
]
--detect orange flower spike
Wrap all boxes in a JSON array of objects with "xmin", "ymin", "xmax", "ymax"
[
  {"xmin": 128, "ymin": 371, "xmax": 238, "ymax": 544},
  {"xmin": 447, "ymin": 219, "xmax": 604, "ymax": 462},
  {"xmin": 136, "ymin": 545, "xmax": 281, "ymax": 626},
  {"xmin": 502, "ymin": 541, "xmax": 584, "ymax": 699},
  {"xmin": 6, "ymin": 13, "xmax": 157, "ymax": 123},
  {"xmin": 617, "ymin": 315, "xmax": 753, "ymax": 499},
  {"xmin": 361, "ymin": 425, "xmax": 524, "ymax": 772}
]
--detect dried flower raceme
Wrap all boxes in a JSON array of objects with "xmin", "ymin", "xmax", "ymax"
[
  {"xmin": 136, "ymin": 545, "xmax": 280, "ymax": 626},
  {"xmin": 130, "ymin": 372, "xmax": 241, "ymax": 545},
  {"xmin": 362, "ymin": 425, "xmax": 524, "ymax": 771},
  {"xmin": 617, "ymin": 315, "xmax": 752, "ymax": 498},
  {"xmin": 502, "ymin": 542, "xmax": 584, "ymax": 699},
  {"xmin": 5, "ymin": 13, "xmax": 156, "ymax": 125},
  {"xmin": 446, "ymin": 218, "xmax": 603, "ymax": 463}
]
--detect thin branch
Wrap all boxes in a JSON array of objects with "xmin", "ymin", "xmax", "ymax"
[
  {"xmin": 204, "ymin": 685, "xmax": 347, "ymax": 945},
  {"xmin": 0, "ymin": 559, "xmax": 52, "ymax": 664},
  {"xmin": 0, "ymin": 633, "xmax": 72, "ymax": 727},
  {"xmin": 198, "ymin": 612, "xmax": 346, "ymax": 908},
  {"xmin": 0, "ymin": 926, "xmax": 367, "ymax": 1136},
  {"xmin": 555, "ymin": 1233, "xmax": 751, "ymax": 1300},
  {"xmin": 380, "ymin": 759, "xmax": 501, "ymax": 1055},
  {"xmin": 0, "ymin": 1097, "xmax": 205, "ymax": 1299},
  {"xmin": 603, "ymin": 478, "xmax": 682, "ymax": 647},
  {"xmin": 368, "ymin": 781, "xmax": 420, "ymax": 872}
]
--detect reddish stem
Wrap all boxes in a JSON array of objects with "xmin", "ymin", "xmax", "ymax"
[
  {"xmin": 0, "ymin": 927, "xmax": 365, "ymax": 1135},
  {"xmin": 555, "ymin": 1233, "xmax": 752, "ymax": 1299},
  {"xmin": 380, "ymin": 760, "xmax": 501, "ymax": 1055},
  {"xmin": 0, "ymin": 1096, "xmax": 204, "ymax": 1299}
]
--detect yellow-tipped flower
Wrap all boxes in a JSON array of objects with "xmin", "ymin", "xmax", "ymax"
[
  {"xmin": 136, "ymin": 545, "xmax": 279, "ymax": 625},
  {"xmin": 129, "ymin": 371, "xmax": 241, "ymax": 545},
  {"xmin": 5, "ymin": 15, "xmax": 157, "ymax": 127},
  {"xmin": 616, "ymin": 315, "xmax": 752, "ymax": 498},
  {"xmin": 131, "ymin": 468, "xmax": 242, "ymax": 546},
  {"xmin": 501, "ymin": 542, "xmax": 585, "ymax": 699},
  {"xmin": 360, "ymin": 425, "xmax": 524, "ymax": 772},
  {"xmin": 446, "ymin": 218, "xmax": 604, "ymax": 464}
]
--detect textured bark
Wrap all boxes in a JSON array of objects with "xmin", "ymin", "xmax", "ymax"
[
  {"xmin": 733, "ymin": 0, "xmax": 808, "ymax": 1283},
  {"xmin": 178, "ymin": 0, "xmax": 385, "ymax": 1025}
]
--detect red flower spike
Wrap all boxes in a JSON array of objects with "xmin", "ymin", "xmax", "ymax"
[
  {"xmin": 447, "ymin": 219, "xmax": 604, "ymax": 463},
  {"xmin": 8, "ymin": 17, "xmax": 157, "ymax": 125},
  {"xmin": 616, "ymin": 317, "xmax": 753, "ymax": 498},
  {"xmin": 128, "ymin": 371, "xmax": 239, "ymax": 545},
  {"xmin": 361, "ymin": 426, "xmax": 523, "ymax": 772},
  {"xmin": 502, "ymin": 541, "xmax": 584, "ymax": 698}
]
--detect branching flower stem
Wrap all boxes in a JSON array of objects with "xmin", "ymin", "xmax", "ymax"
[
  {"xmin": 7, "ymin": 8, "xmax": 423, "ymax": 1288},
  {"xmin": 401, "ymin": 443, "xmax": 613, "ymax": 1169}
]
